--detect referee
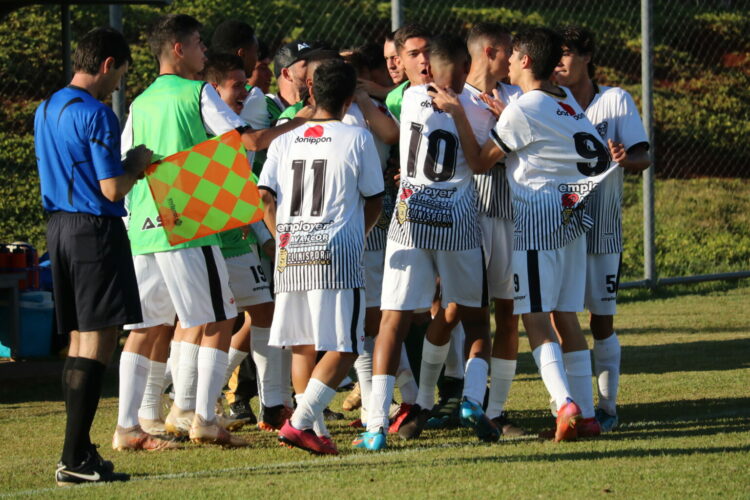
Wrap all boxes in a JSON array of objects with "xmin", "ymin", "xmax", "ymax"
[{"xmin": 34, "ymin": 27, "xmax": 152, "ymax": 486}]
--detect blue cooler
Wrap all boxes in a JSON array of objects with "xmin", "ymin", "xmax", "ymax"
[{"xmin": 0, "ymin": 291, "xmax": 54, "ymax": 358}]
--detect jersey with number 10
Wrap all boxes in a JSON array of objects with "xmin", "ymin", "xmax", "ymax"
[
  {"xmin": 388, "ymin": 84, "xmax": 495, "ymax": 251},
  {"xmin": 258, "ymin": 120, "xmax": 384, "ymax": 293}
]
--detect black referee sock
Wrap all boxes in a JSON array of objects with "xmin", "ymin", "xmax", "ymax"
[
  {"xmin": 60, "ymin": 357, "xmax": 106, "ymax": 467},
  {"xmin": 61, "ymin": 356, "xmax": 77, "ymax": 408}
]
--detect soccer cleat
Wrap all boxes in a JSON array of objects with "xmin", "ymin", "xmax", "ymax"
[
  {"xmin": 323, "ymin": 407, "xmax": 345, "ymax": 421},
  {"xmin": 459, "ymin": 397, "xmax": 500, "ymax": 443},
  {"xmin": 352, "ymin": 428, "xmax": 387, "ymax": 451},
  {"xmin": 189, "ymin": 414, "xmax": 248, "ymax": 447},
  {"xmin": 216, "ymin": 413, "xmax": 250, "ymax": 432},
  {"xmin": 258, "ymin": 404, "xmax": 293, "ymax": 432},
  {"xmin": 228, "ymin": 400, "xmax": 257, "ymax": 425},
  {"xmin": 164, "ymin": 405, "xmax": 195, "ymax": 437},
  {"xmin": 388, "ymin": 403, "xmax": 413, "ymax": 434},
  {"xmin": 397, "ymin": 404, "xmax": 432, "ymax": 440},
  {"xmin": 55, "ymin": 451, "xmax": 129, "ymax": 486},
  {"xmin": 490, "ymin": 411, "xmax": 525, "ymax": 437},
  {"xmin": 318, "ymin": 435, "xmax": 339, "ymax": 454},
  {"xmin": 595, "ymin": 408, "xmax": 619, "ymax": 432},
  {"xmin": 139, "ymin": 417, "xmax": 167, "ymax": 436},
  {"xmin": 112, "ymin": 425, "xmax": 179, "ymax": 451},
  {"xmin": 425, "ymin": 396, "xmax": 462, "ymax": 429},
  {"xmin": 554, "ymin": 399, "xmax": 583, "ymax": 442},
  {"xmin": 577, "ymin": 417, "xmax": 602, "ymax": 438},
  {"xmin": 58, "ymin": 444, "xmax": 114, "ymax": 475},
  {"xmin": 342, "ymin": 382, "xmax": 362, "ymax": 411},
  {"xmin": 278, "ymin": 420, "xmax": 337, "ymax": 455}
]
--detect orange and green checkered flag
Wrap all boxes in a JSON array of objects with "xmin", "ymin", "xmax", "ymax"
[{"xmin": 144, "ymin": 129, "xmax": 264, "ymax": 246}]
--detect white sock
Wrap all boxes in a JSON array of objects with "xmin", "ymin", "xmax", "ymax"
[
  {"xmin": 415, "ymin": 339, "xmax": 450, "ymax": 410},
  {"xmin": 251, "ymin": 326, "xmax": 285, "ymax": 407},
  {"xmin": 174, "ymin": 342, "xmax": 199, "ymax": 411},
  {"xmin": 117, "ymin": 352, "xmax": 150, "ymax": 428},
  {"xmin": 594, "ymin": 334, "xmax": 621, "ymax": 416},
  {"xmin": 367, "ymin": 374, "xmax": 395, "ymax": 433},
  {"xmin": 563, "ymin": 350, "xmax": 595, "ymax": 419},
  {"xmin": 138, "ymin": 360, "xmax": 166, "ymax": 421},
  {"xmin": 532, "ymin": 342, "xmax": 572, "ymax": 410},
  {"xmin": 292, "ymin": 393, "xmax": 331, "ymax": 438},
  {"xmin": 291, "ymin": 378, "xmax": 336, "ymax": 431},
  {"xmin": 444, "ymin": 322, "xmax": 465, "ymax": 379},
  {"xmin": 486, "ymin": 357, "xmax": 517, "ymax": 419},
  {"xmin": 224, "ymin": 347, "xmax": 249, "ymax": 387},
  {"xmin": 281, "ymin": 347, "xmax": 293, "ymax": 407},
  {"xmin": 462, "ymin": 357, "xmax": 489, "ymax": 406},
  {"xmin": 163, "ymin": 360, "xmax": 172, "ymax": 390},
  {"xmin": 195, "ymin": 347, "xmax": 228, "ymax": 421},
  {"xmin": 395, "ymin": 344, "xmax": 418, "ymax": 404},
  {"xmin": 168, "ymin": 341, "xmax": 181, "ymax": 389},
  {"xmin": 354, "ymin": 336, "xmax": 375, "ymax": 412}
]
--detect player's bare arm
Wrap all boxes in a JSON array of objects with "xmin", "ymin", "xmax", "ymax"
[
  {"xmin": 100, "ymin": 145, "xmax": 154, "ymax": 202},
  {"xmin": 259, "ymin": 188, "xmax": 277, "ymax": 238},
  {"xmin": 609, "ymin": 140, "xmax": 650, "ymax": 172},
  {"xmin": 363, "ymin": 196, "xmax": 384, "ymax": 236},
  {"xmin": 357, "ymin": 77, "xmax": 395, "ymax": 101},
  {"xmin": 355, "ymin": 89, "xmax": 398, "ymax": 144},
  {"xmin": 241, "ymin": 114, "xmax": 310, "ymax": 151}
]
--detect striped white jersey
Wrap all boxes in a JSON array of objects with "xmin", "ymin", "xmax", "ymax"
[
  {"xmin": 464, "ymin": 82, "xmax": 522, "ymax": 220},
  {"xmin": 343, "ymin": 99, "xmax": 396, "ymax": 251},
  {"xmin": 388, "ymin": 84, "xmax": 495, "ymax": 251},
  {"xmin": 258, "ymin": 120, "xmax": 385, "ymax": 292},
  {"xmin": 583, "ymin": 85, "xmax": 649, "ymax": 254},
  {"xmin": 491, "ymin": 86, "xmax": 618, "ymax": 251}
]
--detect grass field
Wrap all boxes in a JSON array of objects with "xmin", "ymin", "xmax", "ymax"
[{"xmin": 2, "ymin": 281, "xmax": 749, "ymax": 498}]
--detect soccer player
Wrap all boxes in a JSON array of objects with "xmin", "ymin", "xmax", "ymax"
[
  {"xmin": 248, "ymin": 39, "xmax": 273, "ymax": 94},
  {"xmin": 554, "ymin": 26, "xmax": 651, "ymax": 431},
  {"xmin": 266, "ymin": 41, "xmax": 313, "ymax": 126},
  {"xmin": 355, "ymin": 34, "xmax": 499, "ymax": 450},
  {"xmin": 35, "ymin": 26, "xmax": 153, "ymax": 485},
  {"xmin": 258, "ymin": 59, "xmax": 384, "ymax": 455},
  {"xmin": 385, "ymin": 24, "xmax": 431, "ymax": 122},
  {"xmin": 384, "ymin": 32, "xmax": 406, "ymax": 89}
]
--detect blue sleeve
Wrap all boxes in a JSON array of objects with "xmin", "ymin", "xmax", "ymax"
[{"xmin": 89, "ymin": 107, "xmax": 125, "ymax": 181}]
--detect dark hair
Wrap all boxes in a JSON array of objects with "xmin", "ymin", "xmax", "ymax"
[
  {"xmin": 147, "ymin": 14, "xmax": 202, "ymax": 60},
  {"xmin": 394, "ymin": 24, "xmax": 431, "ymax": 53},
  {"xmin": 210, "ymin": 19, "xmax": 256, "ymax": 55},
  {"xmin": 560, "ymin": 26, "xmax": 596, "ymax": 78},
  {"xmin": 313, "ymin": 59, "xmax": 356, "ymax": 115},
  {"xmin": 467, "ymin": 22, "xmax": 511, "ymax": 48},
  {"xmin": 512, "ymin": 28, "xmax": 563, "ymax": 80},
  {"xmin": 257, "ymin": 39, "xmax": 270, "ymax": 61},
  {"xmin": 204, "ymin": 53, "xmax": 245, "ymax": 84},
  {"xmin": 73, "ymin": 27, "xmax": 132, "ymax": 74},
  {"xmin": 384, "ymin": 30, "xmax": 396, "ymax": 43},
  {"xmin": 429, "ymin": 33, "xmax": 469, "ymax": 65},
  {"xmin": 358, "ymin": 42, "xmax": 387, "ymax": 72}
]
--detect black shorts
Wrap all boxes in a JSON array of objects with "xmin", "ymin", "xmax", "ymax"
[{"xmin": 47, "ymin": 212, "xmax": 142, "ymax": 334}]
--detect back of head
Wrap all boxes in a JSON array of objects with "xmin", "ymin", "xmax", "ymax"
[
  {"xmin": 467, "ymin": 22, "xmax": 511, "ymax": 51},
  {"xmin": 313, "ymin": 59, "xmax": 357, "ymax": 115},
  {"xmin": 358, "ymin": 42, "xmax": 387, "ymax": 73},
  {"xmin": 429, "ymin": 33, "xmax": 469, "ymax": 67},
  {"xmin": 204, "ymin": 53, "xmax": 245, "ymax": 84},
  {"xmin": 210, "ymin": 19, "xmax": 256, "ymax": 55},
  {"xmin": 148, "ymin": 14, "xmax": 202, "ymax": 61},
  {"xmin": 512, "ymin": 28, "xmax": 563, "ymax": 81},
  {"xmin": 273, "ymin": 40, "xmax": 312, "ymax": 78},
  {"xmin": 394, "ymin": 23, "xmax": 432, "ymax": 53},
  {"xmin": 560, "ymin": 26, "xmax": 596, "ymax": 78},
  {"xmin": 73, "ymin": 26, "xmax": 132, "ymax": 74}
]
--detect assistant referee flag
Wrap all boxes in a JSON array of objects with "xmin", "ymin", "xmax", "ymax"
[{"xmin": 145, "ymin": 129, "xmax": 264, "ymax": 246}]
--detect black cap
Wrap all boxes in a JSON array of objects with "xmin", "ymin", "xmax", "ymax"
[{"xmin": 273, "ymin": 40, "xmax": 313, "ymax": 77}]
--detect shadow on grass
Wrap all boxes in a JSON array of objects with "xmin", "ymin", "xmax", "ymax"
[{"xmin": 618, "ymin": 279, "xmax": 750, "ymax": 304}]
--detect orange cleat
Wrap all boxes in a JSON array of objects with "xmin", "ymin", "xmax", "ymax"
[{"xmin": 554, "ymin": 399, "xmax": 582, "ymax": 442}]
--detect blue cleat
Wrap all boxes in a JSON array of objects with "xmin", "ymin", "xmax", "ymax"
[
  {"xmin": 459, "ymin": 397, "xmax": 500, "ymax": 443},
  {"xmin": 352, "ymin": 428, "xmax": 387, "ymax": 451},
  {"xmin": 595, "ymin": 408, "xmax": 619, "ymax": 432}
]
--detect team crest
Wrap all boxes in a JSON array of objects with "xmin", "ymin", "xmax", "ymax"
[
  {"xmin": 277, "ymin": 232, "xmax": 291, "ymax": 272},
  {"xmin": 596, "ymin": 122, "xmax": 608, "ymax": 139},
  {"xmin": 396, "ymin": 188, "xmax": 413, "ymax": 225},
  {"xmin": 560, "ymin": 192, "xmax": 580, "ymax": 225}
]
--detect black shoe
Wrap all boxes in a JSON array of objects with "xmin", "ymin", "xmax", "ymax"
[
  {"xmin": 323, "ymin": 407, "xmax": 345, "ymax": 421},
  {"xmin": 437, "ymin": 376, "xmax": 464, "ymax": 402},
  {"xmin": 490, "ymin": 411, "xmax": 525, "ymax": 437},
  {"xmin": 397, "ymin": 404, "xmax": 431, "ymax": 440},
  {"xmin": 57, "ymin": 444, "xmax": 113, "ymax": 475},
  {"xmin": 56, "ymin": 451, "xmax": 128, "ymax": 486},
  {"xmin": 258, "ymin": 404, "xmax": 292, "ymax": 431},
  {"xmin": 228, "ymin": 400, "xmax": 257, "ymax": 424}
]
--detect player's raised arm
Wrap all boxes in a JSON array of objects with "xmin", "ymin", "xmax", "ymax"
[
  {"xmin": 609, "ymin": 140, "xmax": 650, "ymax": 172},
  {"xmin": 355, "ymin": 88, "xmax": 399, "ymax": 145}
]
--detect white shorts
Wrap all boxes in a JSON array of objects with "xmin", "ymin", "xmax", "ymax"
[
  {"xmin": 381, "ymin": 240, "xmax": 487, "ymax": 311},
  {"xmin": 512, "ymin": 235, "xmax": 585, "ymax": 314},
  {"xmin": 585, "ymin": 253, "xmax": 621, "ymax": 316},
  {"xmin": 364, "ymin": 249, "xmax": 385, "ymax": 308},
  {"xmin": 125, "ymin": 246, "xmax": 237, "ymax": 330},
  {"xmin": 479, "ymin": 215, "xmax": 514, "ymax": 300},
  {"xmin": 270, "ymin": 288, "xmax": 365, "ymax": 353},
  {"xmin": 225, "ymin": 246, "xmax": 273, "ymax": 308}
]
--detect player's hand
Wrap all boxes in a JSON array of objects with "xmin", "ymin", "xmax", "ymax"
[
  {"xmin": 608, "ymin": 139, "xmax": 628, "ymax": 165},
  {"xmin": 427, "ymin": 85, "xmax": 462, "ymax": 115},
  {"xmin": 123, "ymin": 145, "xmax": 153, "ymax": 176},
  {"xmin": 296, "ymin": 104, "xmax": 315, "ymax": 120},
  {"xmin": 354, "ymin": 86, "xmax": 370, "ymax": 104},
  {"xmin": 241, "ymin": 224, "xmax": 251, "ymax": 239},
  {"xmin": 261, "ymin": 239, "xmax": 275, "ymax": 259},
  {"xmin": 480, "ymin": 89, "xmax": 506, "ymax": 118}
]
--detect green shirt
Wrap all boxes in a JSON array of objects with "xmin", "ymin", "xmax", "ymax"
[
  {"xmin": 277, "ymin": 100, "xmax": 304, "ymax": 122},
  {"xmin": 265, "ymin": 94, "xmax": 285, "ymax": 126},
  {"xmin": 218, "ymin": 172, "xmax": 260, "ymax": 258},
  {"xmin": 385, "ymin": 81, "xmax": 409, "ymax": 122},
  {"xmin": 126, "ymin": 75, "xmax": 220, "ymax": 255}
]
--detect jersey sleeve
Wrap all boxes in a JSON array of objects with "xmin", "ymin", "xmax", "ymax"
[
  {"xmin": 616, "ymin": 90, "xmax": 649, "ymax": 151},
  {"xmin": 257, "ymin": 138, "xmax": 280, "ymax": 197},
  {"xmin": 201, "ymin": 84, "xmax": 246, "ymax": 136},
  {"xmin": 490, "ymin": 103, "xmax": 532, "ymax": 153},
  {"xmin": 356, "ymin": 131, "xmax": 385, "ymax": 199},
  {"xmin": 240, "ymin": 87, "xmax": 270, "ymax": 130},
  {"xmin": 89, "ymin": 106, "xmax": 125, "ymax": 181}
]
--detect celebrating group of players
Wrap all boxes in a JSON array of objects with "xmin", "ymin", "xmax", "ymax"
[{"xmin": 36, "ymin": 12, "xmax": 651, "ymax": 486}]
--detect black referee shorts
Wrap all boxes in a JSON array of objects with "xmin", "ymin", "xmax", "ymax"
[{"xmin": 47, "ymin": 212, "xmax": 142, "ymax": 335}]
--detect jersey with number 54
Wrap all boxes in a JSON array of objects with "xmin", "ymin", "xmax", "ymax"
[
  {"xmin": 258, "ymin": 120, "xmax": 385, "ymax": 293},
  {"xmin": 388, "ymin": 84, "xmax": 496, "ymax": 251},
  {"xmin": 491, "ymin": 86, "xmax": 618, "ymax": 252}
]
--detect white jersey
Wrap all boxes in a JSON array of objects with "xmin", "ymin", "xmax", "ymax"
[
  {"xmin": 343, "ymin": 99, "xmax": 395, "ymax": 251},
  {"xmin": 258, "ymin": 120, "xmax": 385, "ymax": 292},
  {"xmin": 240, "ymin": 86, "xmax": 270, "ymax": 167},
  {"xmin": 388, "ymin": 84, "xmax": 494, "ymax": 251},
  {"xmin": 491, "ymin": 86, "xmax": 617, "ymax": 251},
  {"xmin": 465, "ymin": 82, "xmax": 521, "ymax": 220},
  {"xmin": 583, "ymin": 84, "xmax": 649, "ymax": 254}
]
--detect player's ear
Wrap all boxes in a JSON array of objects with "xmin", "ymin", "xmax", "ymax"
[
  {"xmin": 101, "ymin": 56, "xmax": 116, "ymax": 75},
  {"xmin": 173, "ymin": 41, "xmax": 184, "ymax": 59},
  {"xmin": 484, "ymin": 45, "xmax": 494, "ymax": 60},
  {"xmin": 308, "ymin": 85, "xmax": 316, "ymax": 107},
  {"xmin": 281, "ymin": 67, "xmax": 292, "ymax": 82}
]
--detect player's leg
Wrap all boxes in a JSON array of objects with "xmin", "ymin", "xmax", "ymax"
[
  {"xmin": 138, "ymin": 324, "xmax": 173, "ymax": 435},
  {"xmin": 166, "ymin": 320, "xmax": 202, "ymax": 436}
]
